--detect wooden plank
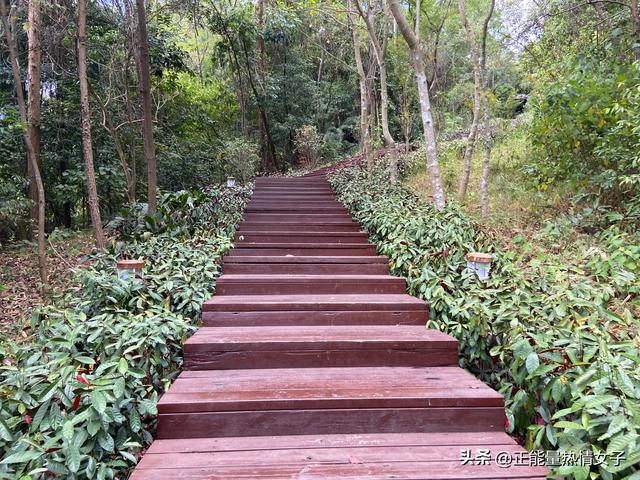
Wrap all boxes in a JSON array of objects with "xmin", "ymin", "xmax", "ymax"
[
  {"xmin": 231, "ymin": 246, "xmax": 377, "ymax": 256},
  {"xmin": 245, "ymin": 206, "xmax": 348, "ymax": 213},
  {"xmin": 235, "ymin": 233, "xmax": 369, "ymax": 244},
  {"xmin": 136, "ymin": 444, "xmax": 533, "ymax": 468},
  {"xmin": 223, "ymin": 255, "xmax": 389, "ymax": 264},
  {"xmin": 156, "ymin": 406, "xmax": 506, "ymax": 438},
  {"xmin": 183, "ymin": 326, "xmax": 457, "ymax": 369},
  {"xmin": 158, "ymin": 366, "xmax": 503, "ymax": 413},
  {"xmin": 215, "ymin": 274, "xmax": 406, "ymax": 295},
  {"xmin": 142, "ymin": 431, "xmax": 523, "ymax": 454},
  {"xmin": 222, "ymin": 263, "xmax": 389, "ymax": 275},
  {"xmin": 201, "ymin": 310, "xmax": 426, "ymax": 327},
  {"xmin": 131, "ymin": 465, "xmax": 547, "ymax": 480},
  {"xmin": 186, "ymin": 326, "xmax": 455, "ymax": 349},
  {"xmin": 238, "ymin": 223, "xmax": 362, "ymax": 232},
  {"xmin": 202, "ymin": 294, "xmax": 427, "ymax": 312},
  {"xmin": 242, "ymin": 214, "xmax": 356, "ymax": 223}
]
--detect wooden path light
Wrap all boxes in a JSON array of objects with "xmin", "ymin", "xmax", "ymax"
[
  {"xmin": 116, "ymin": 259, "xmax": 144, "ymax": 282},
  {"xmin": 466, "ymin": 251, "xmax": 493, "ymax": 281}
]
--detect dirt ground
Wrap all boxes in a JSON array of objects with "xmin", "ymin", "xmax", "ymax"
[{"xmin": 0, "ymin": 231, "xmax": 94, "ymax": 338}]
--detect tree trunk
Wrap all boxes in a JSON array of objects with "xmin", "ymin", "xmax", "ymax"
[
  {"xmin": 458, "ymin": 0, "xmax": 482, "ymax": 198},
  {"xmin": 257, "ymin": 0, "xmax": 268, "ymax": 170},
  {"xmin": 348, "ymin": 0, "xmax": 372, "ymax": 171},
  {"xmin": 388, "ymin": 0, "xmax": 446, "ymax": 210},
  {"xmin": 27, "ymin": 1, "xmax": 41, "ymax": 236},
  {"xmin": 78, "ymin": 0, "xmax": 106, "ymax": 249},
  {"xmin": 135, "ymin": 0, "xmax": 157, "ymax": 213},
  {"xmin": 1, "ymin": 0, "xmax": 47, "ymax": 283},
  {"xmin": 357, "ymin": 0, "xmax": 398, "ymax": 182},
  {"xmin": 123, "ymin": 0, "xmax": 138, "ymax": 201},
  {"xmin": 479, "ymin": 0, "xmax": 495, "ymax": 218}
]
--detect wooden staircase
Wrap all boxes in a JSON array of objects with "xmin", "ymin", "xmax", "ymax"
[{"xmin": 130, "ymin": 177, "xmax": 548, "ymax": 479}]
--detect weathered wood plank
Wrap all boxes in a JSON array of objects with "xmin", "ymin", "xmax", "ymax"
[
  {"xmin": 156, "ymin": 407, "xmax": 506, "ymax": 438},
  {"xmin": 215, "ymin": 274, "xmax": 406, "ymax": 295},
  {"xmin": 201, "ymin": 310, "xmax": 426, "ymax": 326},
  {"xmin": 183, "ymin": 326, "xmax": 457, "ymax": 369},
  {"xmin": 203, "ymin": 294, "xmax": 428, "ymax": 312}
]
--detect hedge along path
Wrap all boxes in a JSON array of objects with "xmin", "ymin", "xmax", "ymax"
[{"xmin": 129, "ymin": 176, "xmax": 547, "ymax": 479}]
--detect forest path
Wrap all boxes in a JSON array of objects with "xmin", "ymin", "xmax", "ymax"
[{"xmin": 129, "ymin": 176, "xmax": 547, "ymax": 479}]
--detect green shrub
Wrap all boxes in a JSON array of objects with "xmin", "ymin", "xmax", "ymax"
[
  {"xmin": 0, "ymin": 184, "xmax": 251, "ymax": 479},
  {"xmin": 329, "ymin": 165, "xmax": 639, "ymax": 480},
  {"xmin": 529, "ymin": 57, "xmax": 640, "ymax": 215},
  {"xmin": 217, "ymin": 138, "xmax": 259, "ymax": 183}
]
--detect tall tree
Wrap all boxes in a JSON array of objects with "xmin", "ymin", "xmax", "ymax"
[
  {"xmin": 457, "ymin": 0, "xmax": 482, "ymax": 198},
  {"xmin": 77, "ymin": 0, "xmax": 106, "ymax": 248},
  {"xmin": 479, "ymin": 0, "xmax": 494, "ymax": 218},
  {"xmin": 1, "ymin": 0, "xmax": 47, "ymax": 282},
  {"xmin": 257, "ymin": 0, "xmax": 269, "ymax": 170},
  {"xmin": 134, "ymin": 0, "xmax": 157, "ymax": 213},
  {"xmin": 388, "ymin": 0, "xmax": 446, "ymax": 210},
  {"xmin": 356, "ymin": 0, "xmax": 399, "ymax": 182},
  {"xmin": 348, "ymin": 0, "xmax": 373, "ymax": 171}
]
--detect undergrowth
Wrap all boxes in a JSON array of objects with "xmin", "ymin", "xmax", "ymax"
[
  {"xmin": 0, "ymin": 185, "xmax": 251, "ymax": 479},
  {"xmin": 330, "ymin": 165, "xmax": 639, "ymax": 480}
]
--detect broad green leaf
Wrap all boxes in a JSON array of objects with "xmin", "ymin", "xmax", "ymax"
[
  {"xmin": 525, "ymin": 352, "xmax": 540, "ymax": 373},
  {"xmin": 91, "ymin": 390, "xmax": 107, "ymax": 414}
]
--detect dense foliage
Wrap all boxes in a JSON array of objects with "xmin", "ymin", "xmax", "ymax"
[
  {"xmin": 330, "ymin": 165, "xmax": 640, "ymax": 480},
  {"xmin": 0, "ymin": 184, "xmax": 250, "ymax": 479},
  {"xmin": 525, "ymin": 1, "xmax": 640, "ymax": 221}
]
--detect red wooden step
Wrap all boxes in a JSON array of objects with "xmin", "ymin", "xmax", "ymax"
[
  {"xmin": 246, "ymin": 200, "xmax": 343, "ymax": 206},
  {"xmin": 202, "ymin": 309, "xmax": 426, "ymax": 326},
  {"xmin": 245, "ymin": 205, "xmax": 348, "ymax": 213},
  {"xmin": 130, "ymin": 432, "xmax": 549, "ymax": 480},
  {"xmin": 230, "ymin": 244, "xmax": 376, "ymax": 257},
  {"xmin": 242, "ymin": 213, "xmax": 355, "ymax": 223},
  {"xmin": 183, "ymin": 326, "xmax": 458, "ymax": 370},
  {"xmin": 223, "ymin": 262, "xmax": 388, "ymax": 275},
  {"xmin": 250, "ymin": 193, "xmax": 338, "ymax": 199},
  {"xmin": 155, "ymin": 366, "xmax": 505, "ymax": 438},
  {"xmin": 251, "ymin": 187, "xmax": 334, "ymax": 193},
  {"xmin": 215, "ymin": 274, "xmax": 405, "ymax": 295},
  {"xmin": 238, "ymin": 222, "xmax": 361, "ymax": 232},
  {"xmin": 234, "ymin": 231, "xmax": 369, "ymax": 244},
  {"xmin": 223, "ymin": 255, "xmax": 388, "ymax": 264},
  {"xmin": 203, "ymin": 293, "xmax": 426, "ymax": 312},
  {"xmin": 254, "ymin": 178, "xmax": 329, "ymax": 183}
]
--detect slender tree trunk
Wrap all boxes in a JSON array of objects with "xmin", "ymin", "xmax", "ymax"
[
  {"xmin": 257, "ymin": 0, "xmax": 269, "ymax": 170},
  {"xmin": 388, "ymin": 0, "xmax": 446, "ymax": 210},
  {"xmin": 479, "ymin": 0, "xmax": 495, "ymax": 218},
  {"xmin": 1, "ymin": 0, "xmax": 47, "ymax": 283},
  {"xmin": 357, "ymin": 0, "xmax": 398, "ymax": 182},
  {"xmin": 27, "ymin": 1, "xmax": 41, "ymax": 236},
  {"xmin": 77, "ymin": 0, "xmax": 105, "ymax": 249},
  {"xmin": 123, "ymin": 0, "xmax": 138, "ymax": 201},
  {"xmin": 27, "ymin": 0, "xmax": 47, "ymax": 283},
  {"xmin": 458, "ymin": 0, "xmax": 482, "ymax": 198},
  {"xmin": 135, "ymin": 0, "xmax": 157, "ymax": 213},
  {"xmin": 348, "ymin": 0, "xmax": 372, "ymax": 171}
]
